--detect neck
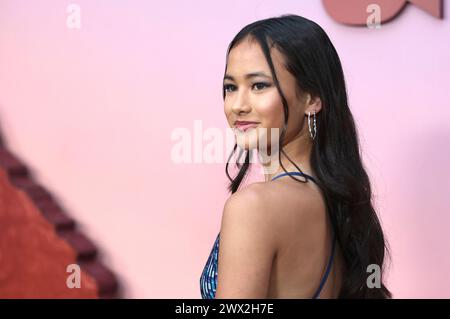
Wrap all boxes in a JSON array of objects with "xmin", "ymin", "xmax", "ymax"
[{"xmin": 260, "ymin": 130, "xmax": 313, "ymax": 182}]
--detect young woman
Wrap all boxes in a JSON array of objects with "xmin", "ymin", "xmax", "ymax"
[{"xmin": 200, "ymin": 14, "xmax": 391, "ymax": 299}]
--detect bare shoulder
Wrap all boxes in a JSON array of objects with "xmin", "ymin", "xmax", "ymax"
[
  {"xmin": 220, "ymin": 180, "xmax": 323, "ymax": 248},
  {"xmin": 216, "ymin": 180, "xmax": 329, "ymax": 297},
  {"xmin": 232, "ymin": 179, "xmax": 324, "ymax": 217},
  {"xmin": 215, "ymin": 182, "xmax": 279, "ymax": 297},
  {"xmin": 223, "ymin": 181, "xmax": 283, "ymax": 225},
  {"xmin": 221, "ymin": 182, "xmax": 278, "ymax": 243}
]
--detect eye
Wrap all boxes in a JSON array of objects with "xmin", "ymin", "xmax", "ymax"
[
  {"xmin": 223, "ymin": 84, "xmax": 236, "ymax": 93},
  {"xmin": 252, "ymin": 82, "xmax": 270, "ymax": 91},
  {"xmin": 223, "ymin": 82, "xmax": 271, "ymax": 93}
]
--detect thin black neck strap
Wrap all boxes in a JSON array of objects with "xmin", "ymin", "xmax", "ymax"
[{"xmin": 271, "ymin": 171, "xmax": 318, "ymax": 185}]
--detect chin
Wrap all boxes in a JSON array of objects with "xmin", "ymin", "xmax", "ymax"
[{"xmin": 235, "ymin": 127, "xmax": 260, "ymax": 151}]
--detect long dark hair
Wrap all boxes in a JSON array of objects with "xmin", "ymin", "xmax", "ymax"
[{"xmin": 223, "ymin": 14, "xmax": 391, "ymax": 298}]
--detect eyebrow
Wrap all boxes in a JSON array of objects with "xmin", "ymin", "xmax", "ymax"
[{"xmin": 223, "ymin": 72, "xmax": 272, "ymax": 82}]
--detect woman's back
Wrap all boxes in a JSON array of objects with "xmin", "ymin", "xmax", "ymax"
[
  {"xmin": 200, "ymin": 171, "xmax": 344, "ymax": 298},
  {"xmin": 263, "ymin": 172, "xmax": 344, "ymax": 298}
]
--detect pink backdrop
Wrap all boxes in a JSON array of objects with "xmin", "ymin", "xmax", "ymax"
[{"xmin": 1, "ymin": 0, "xmax": 449, "ymax": 298}]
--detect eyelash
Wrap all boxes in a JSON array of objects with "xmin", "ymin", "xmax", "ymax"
[{"xmin": 223, "ymin": 82, "xmax": 271, "ymax": 93}]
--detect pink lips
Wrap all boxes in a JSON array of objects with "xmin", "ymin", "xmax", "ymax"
[{"xmin": 235, "ymin": 121, "xmax": 259, "ymax": 132}]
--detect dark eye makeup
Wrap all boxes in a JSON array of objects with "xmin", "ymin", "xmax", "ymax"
[{"xmin": 223, "ymin": 82, "xmax": 271, "ymax": 93}]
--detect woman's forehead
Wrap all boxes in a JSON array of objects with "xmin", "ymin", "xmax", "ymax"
[{"xmin": 226, "ymin": 40, "xmax": 286, "ymax": 79}]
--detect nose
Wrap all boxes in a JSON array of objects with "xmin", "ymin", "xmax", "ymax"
[{"xmin": 231, "ymin": 90, "xmax": 251, "ymax": 115}]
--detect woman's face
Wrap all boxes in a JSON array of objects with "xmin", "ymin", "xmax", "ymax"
[{"xmin": 223, "ymin": 37, "xmax": 308, "ymax": 152}]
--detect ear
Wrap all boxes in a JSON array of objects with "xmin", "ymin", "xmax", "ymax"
[{"xmin": 304, "ymin": 94, "xmax": 322, "ymax": 115}]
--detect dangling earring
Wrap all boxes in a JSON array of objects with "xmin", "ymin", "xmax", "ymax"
[{"xmin": 308, "ymin": 110, "xmax": 317, "ymax": 140}]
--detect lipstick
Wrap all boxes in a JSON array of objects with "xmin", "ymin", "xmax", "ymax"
[{"xmin": 234, "ymin": 120, "xmax": 259, "ymax": 132}]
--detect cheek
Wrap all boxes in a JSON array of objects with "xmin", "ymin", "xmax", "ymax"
[
  {"xmin": 254, "ymin": 96, "xmax": 284, "ymax": 128},
  {"xmin": 224, "ymin": 103, "xmax": 233, "ymax": 124}
]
